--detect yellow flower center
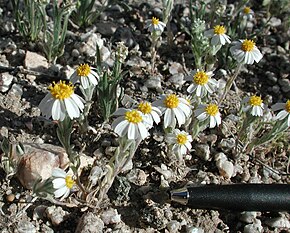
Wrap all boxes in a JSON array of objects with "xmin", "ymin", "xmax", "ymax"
[
  {"xmin": 213, "ymin": 25, "xmax": 226, "ymax": 35},
  {"xmin": 152, "ymin": 17, "xmax": 159, "ymax": 25},
  {"xmin": 205, "ymin": 104, "xmax": 219, "ymax": 116},
  {"xmin": 164, "ymin": 94, "xmax": 179, "ymax": 109},
  {"xmin": 49, "ymin": 81, "xmax": 74, "ymax": 100},
  {"xmin": 244, "ymin": 7, "xmax": 251, "ymax": 14},
  {"xmin": 77, "ymin": 64, "xmax": 91, "ymax": 76},
  {"xmin": 176, "ymin": 133, "xmax": 188, "ymax": 145},
  {"xmin": 249, "ymin": 95, "xmax": 263, "ymax": 106},
  {"xmin": 241, "ymin": 39, "xmax": 255, "ymax": 52},
  {"xmin": 285, "ymin": 100, "xmax": 290, "ymax": 112},
  {"xmin": 125, "ymin": 110, "xmax": 142, "ymax": 124},
  {"xmin": 65, "ymin": 175, "xmax": 75, "ymax": 189},
  {"xmin": 138, "ymin": 102, "xmax": 152, "ymax": 114},
  {"xmin": 194, "ymin": 71, "xmax": 209, "ymax": 85}
]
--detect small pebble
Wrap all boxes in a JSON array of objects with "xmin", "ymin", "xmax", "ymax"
[{"xmin": 6, "ymin": 194, "xmax": 15, "ymax": 202}]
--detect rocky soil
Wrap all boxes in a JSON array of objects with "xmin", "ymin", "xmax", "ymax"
[{"xmin": 0, "ymin": 0, "xmax": 289, "ymax": 232}]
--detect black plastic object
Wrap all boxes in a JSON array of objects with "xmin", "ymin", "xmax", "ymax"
[{"xmin": 171, "ymin": 184, "xmax": 290, "ymax": 211}]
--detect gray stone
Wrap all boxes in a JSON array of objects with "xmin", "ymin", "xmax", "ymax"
[
  {"xmin": 194, "ymin": 144, "xmax": 211, "ymax": 161},
  {"xmin": 10, "ymin": 84, "xmax": 23, "ymax": 97},
  {"xmin": 265, "ymin": 71, "xmax": 277, "ymax": 84},
  {"xmin": 24, "ymin": 51, "xmax": 48, "ymax": 73},
  {"xmin": 168, "ymin": 73, "xmax": 184, "ymax": 87},
  {"xmin": 16, "ymin": 143, "xmax": 69, "ymax": 189},
  {"xmin": 75, "ymin": 212, "xmax": 104, "ymax": 233},
  {"xmin": 265, "ymin": 215, "xmax": 290, "ymax": 228},
  {"xmin": 278, "ymin": 78, "xmax": 290, "ymax": 93},
  {"xmin": 240, "ymin": 211, "xmax": 258, "ymax": 223},
  {"xmin": 95, "ymin": 22, "xmax": 118, "ymax": 36},
  {"xmin": 269, "ymin": 17, "xmax": 282, "ymax": 27},
  {"xmin": 46, "ymin": 206, "xmax": 69, "ymax": 226},
  {"xmin": 243, "ymin": 219, "xmax": 263, "ymax": 233},
  {"xmin": 126, "ymin": 168, "xmax": 148, "ymax": 186},
  {"xmin": 219, "ymin": 138, "xmax": 235, "ymax": 153},
  {"xmin": 167, "ymin": 220, "xmax": 181, "ymax": 233},
  {"xmin": 71, "ymin": 48, "xmax": 80, "ymax": 58},
  {"xmin": 144, "ymin": 75, "xmax": 162, "ymax": 89},
  {"xmin": 101, "ymin": 208, "xmax": 121, "ymax": 225},
  {"xmin": 15, "ymin": 221, "xmax": 36, "ymax": 233},
  {"xmin": 272, "ymin": 85, "xmax": 280, "ymax": 93}
]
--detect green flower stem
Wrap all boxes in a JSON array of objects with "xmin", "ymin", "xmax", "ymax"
[
  {"xmin": 246, "ymin": 119, "xmax": 289, "ymax": 154},
  {"xmin": 218, "ymin": 63, "xmax": 243, "ymax": 105},
  {"xmin": 95, "ymin": 137, "xmax": 141, "ymax": 207}
]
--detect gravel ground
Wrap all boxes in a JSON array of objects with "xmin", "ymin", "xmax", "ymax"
[{"xmin": 0, "ymin": 0, "xmax": 289, "ymax": 232}]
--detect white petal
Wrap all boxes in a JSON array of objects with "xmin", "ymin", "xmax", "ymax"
[
  {"xmin": 114, "ymin": 120, "xmax": 129, "ymax": 137},
  {"xmin": 204, "ymin": 29, "xmax": 214, "ymax": 37},
  {"xmin": 70, "ymin": 94, "xmax": 85, "ymax": 110},
  {"xmin": 211, "ymin": 36, "xmax": 219, "ymax": 45},
  {"xmin": 196, "ymin": 85, "xmax": 202, "ymax": 97},
  {"xmin": 70, "ymin": 72, "xmax": 78, "ymax": 84},
  {"xmin": 272, "ymin": 103, "xmax": 285, "ymax": 111},
  {"xmin": 54, "ymin": 186, "xmax": 68, "ymax": 198},
  {"xmin": 164, "ymin": 109, "xmax": 173, "ymax": 128},
  {"xmin": 209, "ymin": 116, "xmax": 216, "ymax": 128},
  {"xmin": 52, "ymin": 99, "xmax": 62, "ymax": 120},
  {"xmin": 275, "ymin": 110, "xmax": 288, "ymax": 120},
  {"xmin": 52, "ymin": 168, "xmax": 66, "ymax": 178},
  {"xmin": 127, "ymin": 123, "xmax": 136, "ymax": 139},
  {"xmin": 52, "ymin": 178, "xmax": 66, "ymax": 189},
  {"xmin": 173, "ymin": 108, "xmax": 185, "ymax": 127},
  {"xmin": 197, "ymin": 112, "xmax": 208, "ymax": 121},
  {"xmin": 64, "ymin": 97, "xmax": 80, "ymax": 119},
  {"xmin": 88, "ymin": 73, "xmax": 98, "ymax": 85},
  {"xmin": 151, "ymin": 111, "xmax": 161, "ymax": 124},
  {"xmin": 39, "ymin": 94, "xmax": 54, "ymax": 118},
  {"xmin": 138, "ymin": 123, "xmax": 149, "ymax": 140},
  {"xmin": 187, "ymin": 84, "xmax": 196, "ymax": 94}
]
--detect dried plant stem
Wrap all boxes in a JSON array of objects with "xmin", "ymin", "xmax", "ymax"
[{"xmin": 219, "ymin": 64, "xmax": 242, "ymax": 105}]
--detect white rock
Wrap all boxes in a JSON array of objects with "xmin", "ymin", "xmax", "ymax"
[
  {"xmin": 167, "ymin": 220, "xmax": 181, "ymax": 233},
  {"xmin": 75, "ymin": 212, "xmax": 104, "ymax": 233},
  {"xmin": 0, "ymin": 72, "xmax": 13, "ymax": 92},
  {"xmin": 144, "ymin": 75, "xmax": 162, "ymax": 89},
  {"xmin": 265, "ymin": 215, "xmax": 290, "ymax": 228},
  {"xmin": 46, "ymin": 206, "xmax": 69, "ymax": 226},
  {"xmin": 24, "ymin": 51, "xmax": 48, "ymax": 72},
  {"xmin": 240, "ymin": 211, "xmax": 258, "ymax": 223},
  {"xmin": 10, "ymin": 83, "xmax": 23, "ymax": 97},
  {"xmin": 214, "ymin": 152, "xmax": 227, "ymax": 162},
  {"xmin": 101, "ymin": 208, "xmax": 121, "ymax": 225},
  {"xmin": 243, "ymin": 219, "xmax": 263, "ymax": 233},
  {"xmin": 216, "ymin": 160, "xmax": 234, "ymax": 179},
  {"xmin": 186, "ymin": 227, "xmax": 204, "ymax": 233}
]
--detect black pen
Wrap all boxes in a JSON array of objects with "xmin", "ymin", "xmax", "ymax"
[{"xmin": 170, "ymin": 183, "xmax": 290, "ymax": 211}]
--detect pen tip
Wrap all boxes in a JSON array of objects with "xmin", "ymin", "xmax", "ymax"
[{"xmin": 170, "ymin": 187, "xmax": 188, "ymax": 205}]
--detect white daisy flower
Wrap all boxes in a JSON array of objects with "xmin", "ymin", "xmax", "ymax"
[
  {"xmin": 153, "ymin": 94, "xmax": 191, "ymax": 129},
  {"xmin": 145, "ymin": 17, "xmax": 166, "ymax": 33},
  {"xmin": 39, "ymin": 81, "xmax": 85, "ymax": 121},
  {"xmin": 70, "ymin": 64, "xmax": 99, "ymax": 89},
  {"xmin": 230, "ymin": 39, "xmax": 263, "ymax": 64},
  {"xmin": 242, "ymin": 7, "xmax": 254, "ymax": 20},
  {"xmin": 242, "ymin": 95, "xmax": 264, "ymax": 116},
  {"xmin": 204, "ymin": 25, "xmax": 231, "ymax": 46},
  {"xmin": 194, "ymin": 103, "xmax": 222, "ymax": 128},
  {"xmin": 166, "ymin": 129, "xmax": 193, "ymax": 158},
  {"xmin": 52, "ymin": 168, "xmax": 75, "ymax": 200},
  {"xmin": 185, "ymin": 69, "xmax": 218, "ymax": 98},
  {"xmin": 112, "ymin": 108, "xmax": 150, "ymax": 140},
  {"xmin": 272, "ymin": 100, "xmax": 290, "ymax": 126},
  {"xmin": 137, "ymin": 101, "xmax": 162, "ymax": 129}
]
